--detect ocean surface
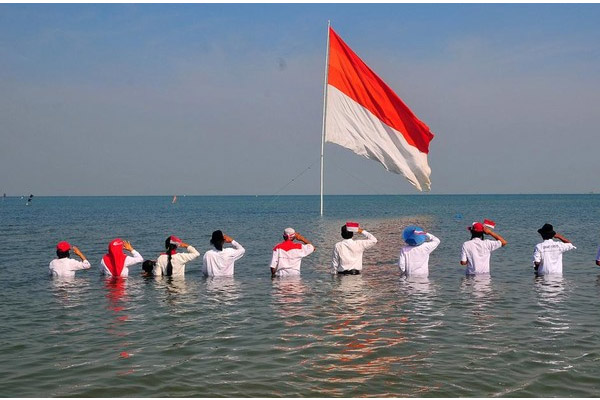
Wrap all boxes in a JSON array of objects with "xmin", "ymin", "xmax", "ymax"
[{"xmin": 2, "ymin": 194, "xmax": 600, "ymax": 397}]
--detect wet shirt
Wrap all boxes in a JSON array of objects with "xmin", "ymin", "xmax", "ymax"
[
  {"xmin": 154, "ymin": 246, "xmax": 200, "ymax": 277},
  {"xmin": 99, "ymin": 250, "xmax": 143, "ymax": 277},
  {"xmin": 49, "ymin": 258, "xmax": 91, "ymax": 278},
  {"xmin": 533, "ymin": 239, "xmax": 576, "ymax": 275},
  {"xmin": 331, "ymin": 230, "xmax": 377, "ymax": 273},
  {"xmin": 270, "ymin": 241, "xmax": 314, "ymax": 277},
  {"xmin": 399, "ymin": 233, "xmax": 440, "ymax": 277},
  {"xmin": 202, "ymin": 241, "xmax": 246, "ymax": 277},
  {"xmin": 461, "ymin": 238, "xmax": 503, "ymax": 275}
]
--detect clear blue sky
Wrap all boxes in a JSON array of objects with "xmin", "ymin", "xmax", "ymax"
[{"xmin": 2, "ymin": 4, "xmax": 599, "ymax": 195}]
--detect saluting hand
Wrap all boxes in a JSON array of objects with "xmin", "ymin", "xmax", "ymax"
[
  {"xmin": 223, "ymin": 234, "xmax": 233, "ymax": 243},
  {"xmin": 122, "ymin": 240, "xmax": 134, "ymax": 252}
]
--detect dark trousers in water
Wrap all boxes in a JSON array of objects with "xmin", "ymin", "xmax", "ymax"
[{"xmin": 338, "ymin": 269, "xmax": 361, "ymax": 275}]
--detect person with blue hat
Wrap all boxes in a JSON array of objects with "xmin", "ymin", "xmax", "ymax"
[{"xmin": 398, "ymin": 226, "xmax": 440, "ymax": 277}]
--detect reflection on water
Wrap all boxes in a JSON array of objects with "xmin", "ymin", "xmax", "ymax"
[
  {"xmin": 531, "ymin": 275, "xmax": 572, "ymax": 373},
  {"xmin": 205, "ymin": 276, "xmax": 241, "ymax": 304},
  {"xmin": 103, "ymin": 278, "xmax": 134, "ymax": 375},
  {"xmin": 401, "ymin": 275, "xmax": 433, "ymax": 296},
  {"xmin": 271, "ymin": 276, "xmax": 309, "ymax": 325},
  {"xmin": 50, "ymin": 277, "xmax": 90, "ymax": 308},
  {"xmin": 460, "ymin": 275, "xmax": 496, "ymax": 333},
  {"xmin": 306, "ymin": 275, "xmax": 436, "ymax": 396}
]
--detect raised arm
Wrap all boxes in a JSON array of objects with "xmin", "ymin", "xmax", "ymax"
[
  {"xmin": 72, "ymin": 246, "xmax": 91, "ymax": 270},
  {"xmin": 123, "ymin": 240, "xmax": 143, "ymax": 266},
  {"xmin": 553, "ymin": 233, "xmax": 571, "ymax": 244},
  {"xmin": 177, "ymin": 242, "xmax": 201, "ymax": 263},
  {"xmin": 225, "ymin": 234, "xmax": 246, "ymax": 261},
  {"xmin": 484, "ymin": 227, "xmax": 507, "ymax": 247},
  {"xmin": 294, "ymin": 232, "xmax": 314, "ymax": 249},
  {"xmin": 358, "ymin": 228, "xmax": 377, "ymax": 249}
]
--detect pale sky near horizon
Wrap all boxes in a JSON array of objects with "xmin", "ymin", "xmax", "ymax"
[{"xmin": 1, "ymin": 4, "xmax": 599, "ymax": 196}]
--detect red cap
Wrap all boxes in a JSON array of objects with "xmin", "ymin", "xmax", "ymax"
[
  {"xmin": 56, "ymin": 241, "xmax": 71, "ymax": 252},
  {"xmin": 169, "ymin": 235, "xmax": 182, "ymax": 245},
  {"xmin": 469, "ymin": 222, "xmax": 485, "ymax": 233},
  {"xmin": 345, "ymin": 222, "xmax": 359, "ymax": 228}
]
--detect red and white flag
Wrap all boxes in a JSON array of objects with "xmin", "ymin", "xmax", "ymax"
[{"xmin": 325, "ymin": 27, "xmax": 434, "ymax": 191}]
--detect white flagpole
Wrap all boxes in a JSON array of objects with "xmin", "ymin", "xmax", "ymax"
[{"xmin": 320, "ymin": 20, "xmax": 331, "ymax": 216}]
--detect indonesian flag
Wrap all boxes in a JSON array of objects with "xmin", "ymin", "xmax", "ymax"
[{"xmin": 325, "ymin": 27, "xmax": 434, "ymax": 191}]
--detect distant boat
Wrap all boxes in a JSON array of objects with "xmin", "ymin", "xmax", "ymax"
[{"xmin": 172, "ymin": 195, "xmax": 177, "ymax": 204}]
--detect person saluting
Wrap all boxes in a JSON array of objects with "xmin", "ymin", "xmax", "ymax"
[
  {"xmin": 154, "ymin": 236, "xmax": 199, "ymax": 277},
  {"xmin": 270, "ymin": 228, "xmax": 314, "ymax": 278},
  {"xmin": 202, "ymin": 230, "xmax": 245, "ymax": 277},
  {"xmin": 460, "ymin": 222, "xmax": 507, "ymax": 275},
  {"xmin": 49, "ymin": 241, "xmax": 91, "ymax": 278}
]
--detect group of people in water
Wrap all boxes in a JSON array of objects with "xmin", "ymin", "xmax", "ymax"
[{"xmin": 49, "ymin": 221, "xmax": 594, "ymax": 280}]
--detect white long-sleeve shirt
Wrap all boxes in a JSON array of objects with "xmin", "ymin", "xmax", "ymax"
[
  {"xmin": 399, "ymin": 233, "xmax": 440, "ymax": 277},
  {"xmin": 49, "ymin": 258, "xmax": 91, "ymax": 278},
  {"xmin": 202, "ymin": 241, "xmax": 246, "ymax": 277},
  {"xmin": 461, "ymin": 238, "xmax": 503, "ymax": 275},
  {"xmin": 270, "ymin": 241, "xmax": 314, "ymax": 277},
  {"xmin": 99, "ymin": 250, "xmax": 143, "ymax": 277},
  {"xmin": 533, "ymin": 239, "xmax": 576, "ymax": 275},
  {"xmin": 331, "ymin": 230, "xmax": 378, "ymax": 274},
  {"xmin": 154, "ymin": 246, "xmax": 200, "ymax": 277}
]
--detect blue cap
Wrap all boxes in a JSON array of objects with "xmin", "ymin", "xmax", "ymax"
[{"xmin": 403, "ymin": 225, "xmax": 426, "ymax": 246}]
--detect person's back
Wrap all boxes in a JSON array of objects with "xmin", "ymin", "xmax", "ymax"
[
  {"xmin": 533, "ymin": 224, "xmax": 575, "ymax": 276},
  {"xmin": 203, "ymin": 231, "xmax": 245, "ymax": 277},
  {"xmin": 270, "ymin": 228, "xmax": 314, "ymax": 277},
  {"xmin": 399, "ymin": 229, "xmax": 440, "ymax": 277},
  {"xmin": 460, "ymin": 222, "xmax": 506, "ymax": 275},
  {"xmin": 154, "ymin": 236, "xmax": 199, "ymax": 277},
  {"xmin": 49, "ymin": 242, "xmax": 90, "ymax": 278},
  {"xmin": 331, "ymin": 225, "xmax": 377, "ymax": 274},
  {"xmin": 100, "ymin": 238, "xmax": 143, "ymax": 277}
]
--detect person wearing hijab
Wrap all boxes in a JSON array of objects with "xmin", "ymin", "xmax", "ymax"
[
  {"xmin": 100, "ymin": 238, "xmax": 143, "ymax": 277},
  {"xmin": 202, "ymin": 230, "xmax": 245, "ymax": 277},
  {"xmin": 153, "ymin": 236, "xmax": 200, "ymax": 277}
]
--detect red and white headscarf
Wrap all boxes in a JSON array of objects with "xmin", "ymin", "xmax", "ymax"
[{"xmin": 103, "ymin": 238, "xmax": 127, "ymax": 276}]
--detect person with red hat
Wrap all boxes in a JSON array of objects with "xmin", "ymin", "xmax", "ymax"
[
  {"xmin": 49, "ymin": 241, "xmax": 91, "ymax": 278},
  {"xmin": 154, "ymin": 236, "xmax": 200, "ymax": 277},
  {"xmin": 100, "ymin": 238, "xmax": 143, "ymax": 277},
  {"xmin": 270, "ymin": 228, "xmax": 315, "ymax": 278},
  {"xmin": 460, "ymin": 222, "xmax": 507, "ymax": 275}
]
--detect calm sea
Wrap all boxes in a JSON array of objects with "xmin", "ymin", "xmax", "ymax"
[{"xmin": 2, "ymin": 194, "xmax": 600, "ymax": 397}]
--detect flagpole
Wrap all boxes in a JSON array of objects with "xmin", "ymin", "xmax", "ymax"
[{"xmin": 320, "ymin": 20, "xmax": 331, "ymax": 216}]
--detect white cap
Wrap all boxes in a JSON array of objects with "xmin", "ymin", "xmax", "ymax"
[{"xmin": 284, "ymin": 227, "xmax": 296, "ymax": 239}]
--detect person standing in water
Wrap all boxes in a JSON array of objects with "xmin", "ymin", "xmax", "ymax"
[
  {"xmin": 154, "ymin": 236, "xmax": 200, "ymax": 277},
  {"xmin": 399, "ymin": 226, "xmax": 440, "ymax": 278},
  {"xmin": 49, "ymin": 241, "xmax": 91, "ymax": 278},
  {"xmin": 533, "ymin": 223, "xmax": 576, "ymax": 276},
  {"xmin": 100, "ymin": 238, "xmax": 143, "ymax": 277},
  {"xmin": 202, "ymin": 230, "xmax": 245, "ymax": 277},
  {"xmin": 460, "ymin": 222, "xmax": 507, "ymax": 275},
  {"xmin": 270, "ymin": 228, "xmax": 315, "ymax": 278},
  {"xmin": 330, "ymin": 224, "xmax": 377, "ymax": 275}
]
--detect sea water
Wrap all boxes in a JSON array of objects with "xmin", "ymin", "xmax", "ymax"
[{"xmin": 1, "ymin": 194, "xmax": 600, "ymax": 397}]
